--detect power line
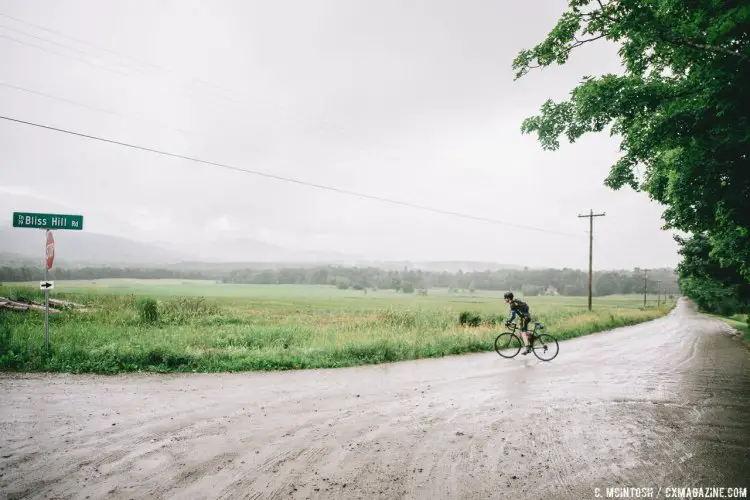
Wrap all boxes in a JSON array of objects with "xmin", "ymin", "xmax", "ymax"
[
  {"xmin": 0, "ymin": 22, "xmax": 140, "ymax": 73},
  {"xmin": 0, "ymin": 33, "xmax": 131, "ymax": 77},
  {"xmin": 0, "ymin": 11, "xmax": 257, "ymax": 106},
  {"xmin": 0, "ymin": 113, "xmax": 583, "ymax": 238},
  {"xmin": 0, "ymin": 81, "xmax": 195, "ymax": 135},
  {"xmin": 0, "ymin": 26, "xmax": 270, "ymax": 120},
  {"xmin": 0, "ymin": 80, "xmax": 275, "ymax": 154},
  {"xmin": 0, "ymin": 11, "xmax": 164, "ymax": 68}
]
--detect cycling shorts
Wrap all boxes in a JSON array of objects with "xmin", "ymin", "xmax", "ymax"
[{"xmin": 519, "ymin": 314, "xmax": 530, "ymax": 331}]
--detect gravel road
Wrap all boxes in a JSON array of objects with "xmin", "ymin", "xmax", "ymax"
[{"xmin": 1, "ymin": 298, "xmax": 749, "ymax": 499}]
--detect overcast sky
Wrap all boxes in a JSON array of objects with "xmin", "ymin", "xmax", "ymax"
[{"xmin": 0, "ymin": 0, "xmax": 680, "ymax": 269}]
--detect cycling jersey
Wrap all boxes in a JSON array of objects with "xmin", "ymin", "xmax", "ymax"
[{"xmin": 508, "ymin": 299, "xmax": 531, "ymax": 331}]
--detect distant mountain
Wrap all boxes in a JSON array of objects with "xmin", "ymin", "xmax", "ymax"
[
  {"xmin": 0, "ymin": 228, "xmax": 353, "ymax": 267},
  {"xmin": 184, "ymin": 238, "xmax": 351, "ymax": 263},
  {"xmin": 1, "ymin": 228, "xmax": 527, "ymax": 271},
  {"xmin": 0, "ymin": 227, "xmax": 195, "ymax": 266},
  {"xmin": 0, "ymin": 251, "xmax": 39, "ymax": 267}
]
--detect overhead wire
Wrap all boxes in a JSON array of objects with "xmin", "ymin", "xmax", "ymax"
[
  {"xmin": 0, "ymin": 26, "xmax": 290, "ymax": 156},
  {"xmin": 0, "ymin": 29, "xmax": 253, "ymax": 115},
  {"xmin": 0, "ymin": 80, "xmax": 278, "ymax": 155},
  {"xmin": 0, "ymin": 14, "xmax": 342, "ymax": 154},
  {"xmin": 0, "ymin": 114, "xmax": 584, "ymax": 238},
  {"xmin": 0, "ymin": 33, "xmax": 132, "ymax": 77},
  {"xmin": 0, "ymin": 22, "xmax": 142, "ymax": 73},
  {"xmin": 0, "ymin": 81, "xmax": 195, "ymax": 135},
  {"xmin": 0, "ymin": 12, "xmax": 263, "ymax": 110},
  {"xmin": 0, "ymin": 10, "xmax": 247, "ymax": 103}
]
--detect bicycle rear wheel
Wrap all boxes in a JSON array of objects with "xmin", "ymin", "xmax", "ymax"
[
  {"xmin": 531, "ymin": 334, "xmax": 559, "ymax": 361},
  {"xmin": 494, "ymin": 332, "xmax": 522, "ymax": 358}
]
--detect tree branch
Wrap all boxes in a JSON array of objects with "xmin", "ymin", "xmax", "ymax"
[
  {"xmin": 637, "ymin": 3, "xmax": 748, "ymax": 59},
  {"xmin": 573, "ymin": 34, "xmax": 607, "ymax": 47},
  {"xmin": 657, "ymin": 33, "xmax": 746, "ymax": 59}
]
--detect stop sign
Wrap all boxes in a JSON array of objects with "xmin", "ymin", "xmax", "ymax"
[{"xmin": 46, "ymin": 230, "xmax": 55, "ymax": 270}]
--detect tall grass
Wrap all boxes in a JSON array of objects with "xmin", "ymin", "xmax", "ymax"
[{"xmin": 0, "ymin": 283, "xmax": 675, "ymax": 373}]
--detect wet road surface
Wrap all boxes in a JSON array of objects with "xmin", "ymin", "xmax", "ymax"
[{"xmin": 1, "ymin": 298, "xmax": 749, "ymax": 499}]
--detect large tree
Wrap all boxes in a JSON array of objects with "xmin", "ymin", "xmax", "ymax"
[
  {"xmin": 512, "ymin": 0, "xmax": 750, "ymax": 303},
  {"xmin": 675, "ymin": 233, "xmax": 750, "ymax": 315}
]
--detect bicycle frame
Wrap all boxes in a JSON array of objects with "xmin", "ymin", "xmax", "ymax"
[{"xmin": 505, "ymin": 320, "xmax": 545, "ymax": 337}]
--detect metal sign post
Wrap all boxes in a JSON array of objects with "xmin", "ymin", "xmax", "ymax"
[
  {"xmin": 45, "ymin": 229, "xmax": 54, "ymax": 351},
  {"xmin": 45, "ymin": 261, "xmax": 49, "ymax": 350}
]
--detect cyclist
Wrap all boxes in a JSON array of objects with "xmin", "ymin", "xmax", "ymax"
[{"xmin": 504, "ymin": 292, "xmax": 532, "ymax": 355}]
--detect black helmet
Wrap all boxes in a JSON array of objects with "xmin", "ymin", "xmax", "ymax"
[{"xmin": 504, "ymin": 292, "xmax": 513, "ymax": 300}]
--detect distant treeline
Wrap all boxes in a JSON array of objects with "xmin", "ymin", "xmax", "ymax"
[{"xmin": 0, "ymin": 265, "xmax": 678, "ymax": 297}]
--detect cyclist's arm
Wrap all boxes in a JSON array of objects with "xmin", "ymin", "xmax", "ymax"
[{"xmin": 507, "ymin": 308, "xmax": 517, "ymax": 323}]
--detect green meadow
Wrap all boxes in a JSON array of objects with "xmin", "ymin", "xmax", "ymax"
[{"xmin": 0, "ymin": 279, "xmax": 675, "ymax": 373}]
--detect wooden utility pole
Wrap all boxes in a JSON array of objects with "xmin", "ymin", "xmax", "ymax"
[
  {"xmin": 643, "ymin": 269, "xmax": 650, "ymax": 308},
  {"xmin": 578, "ymin": 209, "xmax": 606, "ymax": 311}
]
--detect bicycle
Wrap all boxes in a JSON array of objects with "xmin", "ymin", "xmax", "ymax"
[{"xmin": 494, "ymin": 320, "xmax": 559, "ymax": 361}]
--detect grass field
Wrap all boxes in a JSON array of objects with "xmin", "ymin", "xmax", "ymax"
[{"xmin": 0, "ymin": 279, "xmax": 676, "ymax": 374}]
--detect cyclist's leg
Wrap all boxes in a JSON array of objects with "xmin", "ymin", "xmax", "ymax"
[{"xmin": 520, "ymin": 315, "xmax": 531, "ymax": 351}]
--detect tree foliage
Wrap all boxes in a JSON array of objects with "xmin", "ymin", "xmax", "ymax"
[
  {"xmin": 675, "ymin": 233, "xmax": 750, "ymax": 315},
  {"xmin": 513, "ymin": 0, "xmax": 750, "ymax": 313}
]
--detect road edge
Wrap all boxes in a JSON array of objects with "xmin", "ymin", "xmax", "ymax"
[{"xmin": 712, "ymin": 315, "xmax": 750, "ymax": 346}]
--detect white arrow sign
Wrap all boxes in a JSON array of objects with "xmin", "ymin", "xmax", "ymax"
[{"xmin": 39, "ymin": 281, "xmax": 54, "ymax": 290}]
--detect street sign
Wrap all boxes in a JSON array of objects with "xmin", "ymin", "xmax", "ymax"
[
  {"xmin": 13, "ymin": 212, "xmax": 83, "ymax": 230},
  {"xmin": 11, "ymin": 211, "xmax": 84, "ymax": 352},
  {"xmin": 46, "ymin": 230, "xmax": 55, "ymax": 270},
  {"xmin": 13, "ymin": 212, "xmax": 83, "ymax": 352}
]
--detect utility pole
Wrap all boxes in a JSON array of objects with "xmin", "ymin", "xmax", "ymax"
[
  {"xmin": 643, "ymin": 269, "xmax": 650, "ymax": 308},
  {"xmin": 578, "ymin": 209, "xmax": 606, "ymax": 311}
]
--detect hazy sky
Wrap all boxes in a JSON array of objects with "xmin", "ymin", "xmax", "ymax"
[{"xmin": 0, "ymin": 0, "xmax": 680, "ymax": 269}]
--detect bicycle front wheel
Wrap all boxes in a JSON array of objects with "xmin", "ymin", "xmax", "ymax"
[
  {"xmin": 531, "ymin": 334, "xmax": 559, "ymax": 361},
  {"xmin": 494, "ymin": 332, "xmax": 522, "ymax": 358}
]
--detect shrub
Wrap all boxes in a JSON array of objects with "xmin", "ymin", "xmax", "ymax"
[
  {"xmin": 335, "ymin": 277, "xmax": 350, "ymax": 290},
  {"xmin": 136, "ymin": 297, "xmax": 158, "ymax": 324},
  {"xmin": 458, "ymin": 311, "xmax": 481, "ymax": 327},
  {"xmin": 401, "ymin": 282, "xmax": 415, "ymax": 294}
]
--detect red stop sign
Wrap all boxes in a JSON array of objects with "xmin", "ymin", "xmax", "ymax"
[{"xmin": 46, "ymin": 230, "xmax": 55, "ymax": 270}]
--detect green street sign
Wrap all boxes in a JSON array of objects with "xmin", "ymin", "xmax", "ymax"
[{"xmin": 13, "ymin": 212, "xmax": 84, "ymax": 230}]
